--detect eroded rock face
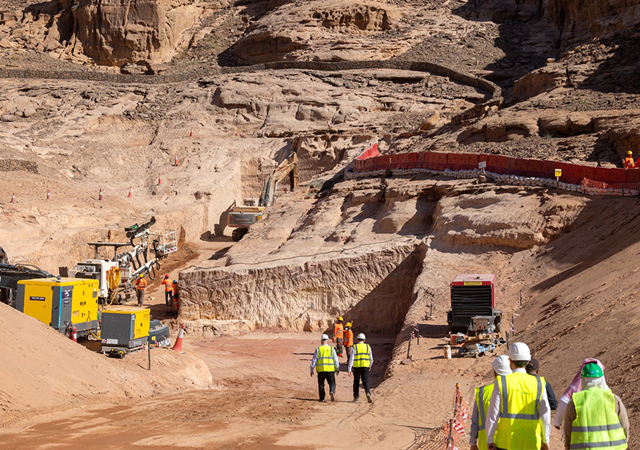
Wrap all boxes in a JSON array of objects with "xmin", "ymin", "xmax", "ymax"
[
  {"xmin": 547, "ymin": 0, "xmax": 640, "ymax": 48},
  {"xmin": 233, "ymin": 0, "xmax": 405, "ymax": 64},
  {"xmin": 179, "ymin": 243, "xmax": 426, "ymax": 334},
  {"xmin": 3, "ymin": 0, "xmax": 209, "ymax": 65}
]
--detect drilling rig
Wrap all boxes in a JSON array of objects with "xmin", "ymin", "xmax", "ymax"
[{"xmin": 71, "ymin": 217, "xmax": 177, "ymax": 304}]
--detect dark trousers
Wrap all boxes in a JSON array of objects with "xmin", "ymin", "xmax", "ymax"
[
  {"xmin": 136, "ymin": 289, "xmax": 145, "ymax": 306},
  {"xmin": 352, "ymin": 367, "xmax": 370, "ymax": 398},
  {"xmin": 165, "ymin": 290, "xmax": 173, "ymax": 306},
  {"xmin": 317, "ymin": 371, "xmax": 336, "ymax": 401}
]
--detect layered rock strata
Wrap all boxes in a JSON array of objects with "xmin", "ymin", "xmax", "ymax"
[{"xmin": 179, "ymin": 243, "xmax": 426, "ymax": 334}]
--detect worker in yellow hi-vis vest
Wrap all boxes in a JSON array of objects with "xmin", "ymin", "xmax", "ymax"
[
  {"xmin": 563, "ymin": 362, "xmax": 629, "ymax": 450},
  {"xmin": 348, "ymin": 333, "xmax": 374, "ymax": 403},
  {"xmin": 486, "ymin": 342, "xmax": 551, "ymax": 450},
  {"xmin": 310, "ymin": 334, "xmax": 340, "ymax": 402},
  {"xmin": 470, "ymin": 355, "xmax": 512, "ymax": 450}
]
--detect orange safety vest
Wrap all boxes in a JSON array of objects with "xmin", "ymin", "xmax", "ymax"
[
  {"xmin": 344, "ymin": 329, "xmax": 353, "ymax": 346},
  {"xmin": 173, "ymin": 283, "xmax": 179, "ymax": 296},
  {"xmin": 333, "ymin": 323, "xmax": 344, "ymax": 340},
  {"xmin": 625, "ymin": 156, "xmax": 635, "ymax": 169},
  {"xmin": 135, "ymin": 278, "xmax": 147, "ymax": 290},
  {"xmin": 161, "ymin": 279, "xmax": 173, "ymax": 292}
]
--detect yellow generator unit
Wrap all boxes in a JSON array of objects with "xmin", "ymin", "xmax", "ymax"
[
  {"xmin": 100, "ymin": 306, "xmax": 150, "ymax": 357},
  {"xmin": 16, "ymin": 278, "xmax": 99, "ymax": 338}
]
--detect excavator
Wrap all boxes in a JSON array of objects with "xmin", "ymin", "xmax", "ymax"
[{"xmin": 228, "ymin": 152, "xmax": 299, "ymax": 241}]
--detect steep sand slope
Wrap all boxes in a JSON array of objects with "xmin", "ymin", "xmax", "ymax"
[
  {"xmin": 517, "ymin": 198, "xmax": 640, "ymax": 448},
  {"xmin": 0, "ymin": 303, "xmax": 212, "ymax": 425}
]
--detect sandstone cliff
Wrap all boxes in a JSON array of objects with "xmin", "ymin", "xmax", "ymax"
[{"xmin": 1, "ymin": 0, "xmax": 216, "ymax": 65}]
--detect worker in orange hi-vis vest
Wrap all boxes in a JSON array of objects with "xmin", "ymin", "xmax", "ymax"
[
  {"xmin": 134, "ymin": 274, "xmax": 148, "ymax": 307},
  {"xmin": 161, "ymin": 274, "xmax": 173, "ymax": 306},
  {"xmin": 625, "ymin": 151, "xmax": 635, "ymax": 168},
  {"xmin": 344, "ymin": 322, "xmax": 354, "ymax": 360},
  {"xmin": 333, "ymin": 316, "xmax": 344, "ymax": 357}
]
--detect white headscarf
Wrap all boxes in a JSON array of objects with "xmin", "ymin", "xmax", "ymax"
[{"xmin": 581, "ymin": 375, "xmax": 609, "ymax": 391}]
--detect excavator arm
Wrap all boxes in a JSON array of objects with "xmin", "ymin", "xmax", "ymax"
[{"xmin": 260, "ymin": 152, "xmax": 299, "ymax": 207}]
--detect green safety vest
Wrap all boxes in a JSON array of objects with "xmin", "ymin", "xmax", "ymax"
[
  {"xmin": 352, "ymin": 343, "xmax": 372, "ymax": 368},
  {"xmin": 570, "ymin": 388, "xmax": 627, "ymax": 450},
  {"xmin": 315, "ymin": 345, "xmax": 337, "ymax": 372},
  {"xmin": 495, "ymin": 372, "xmax": 545, "ymax": 450},
  {"xmin": 475, "ymin": 383, "xmax": 495, "ymax": 450}
]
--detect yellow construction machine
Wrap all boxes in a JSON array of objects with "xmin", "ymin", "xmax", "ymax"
[{"xmin": 228, "ymin": 152, "xmax": 299, "ymax": 241}]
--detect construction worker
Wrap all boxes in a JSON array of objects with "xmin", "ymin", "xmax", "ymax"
[
  {"xmin": 563, "ymin": 362, "xmax": 628, "ymax": 450},
  {"xmin": 172, "ymin": 280, "xmax": 179, "ymax": 310},
  {"xmin": 486, "ymin": 342, "xmax": 551, "ymax": 450},
  {"xmin": 625, "ymin": 151, "xmax": 635, "ymax": 168},
  {"xmin": 347, "ymin": 333, "xmax": 373, "ymax": 403},
  {"xmin": 310, "ymin": 334, "xmax": 340, "ymax": 402},
  {"xmin": 333, "ymin": 316, "xmax": 344, "ymax": 357},
  {"xmin": 470, "ymin": 355, "xmax": 512, "ymax": 450},
  {"xmin": 161, "ymin": 274, "xmax": 173, "ymax": 306},
  {"xmin": 344, "ymin": 322, "xmax": 354, "ymax": 360},
  {"xmin": 554, "ymin": 358, "xmax": 605, "ymax": 429},
  {"xmin": 526, "ymin": 358, "xmax": 558, "ymax": 410},
  {"xmin": 134, "ymin": 274, "xmax": 147, "ymax": 307}
]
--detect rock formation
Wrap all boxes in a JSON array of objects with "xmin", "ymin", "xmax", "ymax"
[{"xmin": 0, "ymin": 0, "xmax": 216, "ymax": 65}]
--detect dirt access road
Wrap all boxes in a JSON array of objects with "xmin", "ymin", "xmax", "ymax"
[
  {"xmin": 0, "ymin": 325, "xmax": 488, "ymax": 450},
  {"xmin": 0, "ymin": 332, "xmax": 401, "ymax": 450}
]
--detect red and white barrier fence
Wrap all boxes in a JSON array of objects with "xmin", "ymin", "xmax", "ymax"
[{"xmin": 351, "ymin": 149, "xmax": 640, "ymax": 196}]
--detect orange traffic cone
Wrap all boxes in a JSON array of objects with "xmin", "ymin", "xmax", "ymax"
[
  {"xmin": 10, "ymin": 193, "xmax": 15, "ymax": 203},
  {"xmin": 127, "ymin": 187, "xmax": 132, "ymax": 198},
  {"xmin": 189, "ymin": 128, "xmax": 193, "ymax": 138},
  {"xmin": 158, "ymin": 173, "xmax": 162, "ymax": 185},
  {"xmin": 172, "ymin": 324, "xmax": 185, "ymax": 352},
  {"xmin": 173, "ymin": 155, "xmax": 178, "ymax": 166},
  {"xmin": 99, "ymin": 188, "xmax": 103, "ymax": 201},
  {"xmin": 46, "ymin": 190, "xmax": 50, "ymax": 200}
]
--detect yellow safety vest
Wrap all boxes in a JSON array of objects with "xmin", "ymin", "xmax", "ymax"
[
  {"xmin": 571, "ymin": 388, "xmax": 627, "ymax": 450},
  {"xmin": 475, "ymin": 383, "xmax": 494, "ymax": 450},
  {"xmin": 352, "ymin": 343, "xmax": 372, "ymax": 368},
  {"xmin": 495, "ymin": 372, "xmax": 545, "ymax": 450},
  {"xmin": 315, "ymin": 345, "xmax": 337, "ymax": 372}
]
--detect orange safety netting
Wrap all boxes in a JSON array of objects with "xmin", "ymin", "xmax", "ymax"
[{"xmin": 443, "ymin": 384, "xmax": 469, "ymax": 450}]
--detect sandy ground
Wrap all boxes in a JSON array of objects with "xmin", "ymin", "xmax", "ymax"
[{"xmin": 0, "ymin": 323, "xmax": 521, "ymax": 450}]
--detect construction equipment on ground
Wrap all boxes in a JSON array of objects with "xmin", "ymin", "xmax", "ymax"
[
  {"xmin": 0, "ymin": 260, "xmax": 54, "ymax": 306},
  {"xmin": 148, "ymin": 319, "xmax": 171, "ymax": 347},
  {"xmin": 71, "ymin": 217, "xmax": 177, "ymax": 304},
  {"xmin": 100, "ymin": 305, "xmax": 150, "ymax": 358},
  {"xmin": 447, "ymin": 274, "xmax": 502, "ymax": 334},
  {"xmin": 15, "ymin": 278, "xmax": 99, "ymax": 339},
  {"xmin": 228, "ymin": 152, "xmax": 299, "ymax": 241},
  {"xmin": 446, "ymin": 274, "xmax": 505, "ymax": 357}
]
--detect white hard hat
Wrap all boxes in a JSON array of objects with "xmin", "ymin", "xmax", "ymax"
[
  {"xmin": 491, "ymin": 355, "xmax": 512, "ymax": 376},
  {"xmin": 321, "ymin": 334, "xmax": 329, "ymax": 340},
  {"xmin": 357, "ymin": 333, "xmax": 366, "ymax": 340},
  {"xmin": 508, "ymin": 342, "xmax": 531, "ymax": 362}
]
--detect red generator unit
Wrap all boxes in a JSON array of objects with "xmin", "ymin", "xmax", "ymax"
[{"xmin": 447, "ymin": 274, "xmax": 502, "ymax": 334}]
